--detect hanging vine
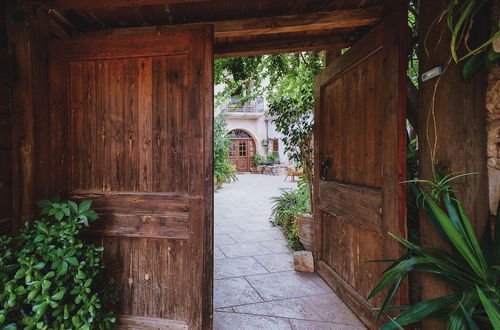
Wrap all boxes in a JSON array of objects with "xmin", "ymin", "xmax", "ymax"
[{"xmin": 423, "ymin": 0, "xmax": 499, "ymax": 172}]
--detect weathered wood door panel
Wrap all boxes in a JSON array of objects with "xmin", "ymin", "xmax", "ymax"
[
  {"xmin": 229, "ymin": 138, "xmax": 255, "ymax": 172},
  {"xmin": 313, "ymin": 11, "xmax": 407, "ymax": 329},
  {"xmin": 49, "ymin": 26, "xmax": 213, "ymax": 329}
]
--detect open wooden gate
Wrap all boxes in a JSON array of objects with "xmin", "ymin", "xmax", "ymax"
[
  {"xmin": 313, "ymin": 11, "xmax": 407, "ymax": 329},
  {"xmin": 48, "ymin": 26, "xmax": 213, "ymax": 329}
]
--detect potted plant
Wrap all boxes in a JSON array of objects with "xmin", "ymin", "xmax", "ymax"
[
  {"xmin": 294, "ymin": 211, "xmax": 313, "ymax": 251},
  {"xmin": 266, "ymin": 152, "xmax": 280, "ymax": 165},
  {"xmin": 253, "ymin": 153, "xmax": 265, "ymax": 166},
  {"xmin": 270, "ymin": 176, "xmax": 314, "ymax": 271}
]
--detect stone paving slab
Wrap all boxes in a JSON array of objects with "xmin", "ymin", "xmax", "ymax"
[
  {"xmin": 214, "ymin": 256, "xmax": 268, "ymax": 279},
  {"xmin": 214, "ymin": 174, "xmax": 366, "ymax": 329},
  {"xmin": 254, "ymin": 253, "xmax": 294, "ymax": 273},
  {"xmin": 289, "ymin": 319, "xmax": 367, "ymax": 330},
  {"xmin": 259, "ymin": 239, "xmax": 293, "ymax": 253},
  {"xmin": 214, "ymin": 312, "xmax": 292, "ymax": 330},
  {"xmin": 246, "ymin": 271, "xmax": 331, "ymax": 301},
  {"xmin": 214, "ymin": 277, "xmax": 263, "ymax": 308},
  {"xmin": 232, "ymin": 298, "xmax": 323, "ymax": 321},
  {"xmin": 218, "ymin": 242, "xmax": 273, "ymax": 258}
]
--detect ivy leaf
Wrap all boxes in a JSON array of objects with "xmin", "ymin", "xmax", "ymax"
[
  {"xmin": 37, "ymin": 223, "xmax": 49, "ymax": 235},
  {"xmin": 62, "ymin": 208, "xmax": 71, "ymax": 217},
  {"xmin": 55, "ymin": 211, "xmax": 64, "ymax": 221},
  {"xmin": 51, "ymin": 290, "xmax": 65, "ymax": 301},
  {"xmin": 68, "ymin": 200, "xmax": 79, "ymax": 213},
  {"xmin": 32, "ymin": 262, "xmax": 46, "ymax": 271},
  {"xmin": 41, "ymin": 280, "xmax": 51, "ymax": 290},
  {"xmin": 65, "ymin": 257, "xmax": 79, "ymax": 267},
  {"xmin": 79, "ymin": 200, "xmax": 92, "ymax": 213}
]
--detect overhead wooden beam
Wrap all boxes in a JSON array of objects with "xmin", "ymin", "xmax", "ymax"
[
  {"xmin": 214, "ymin": 6, "xmax": 382, "ymax": 38},
  {"xmin": 215, "ymin": 34, "xmax": 349, "ymax": 58},
  {"xmin": 30, "ymin": 0, "xmax": 209, "ymax": 10}
]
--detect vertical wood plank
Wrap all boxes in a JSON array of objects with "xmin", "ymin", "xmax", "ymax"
[{"xmin": 138, "ymin": 57, "xmax": 153, "ymax": 192}]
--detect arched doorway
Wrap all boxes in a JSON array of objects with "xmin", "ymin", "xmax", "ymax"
[{"xmin": 228, "ymin": 129, "xmax": 256, "ymax": 172}]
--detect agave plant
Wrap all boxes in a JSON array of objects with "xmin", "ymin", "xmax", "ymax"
[{"xmin": 368, "ymin": 173, "xmax": 500, "ymax": 329}]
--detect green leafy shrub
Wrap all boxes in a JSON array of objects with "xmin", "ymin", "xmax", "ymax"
[
  {"xmin": 252, "ymin": 154, "xmax": 265, "ymax": 166},
  {"xmin": 0, "ymin": 198, "xmax": 116, "ymax": 329},
  {"xmin": 214, "ymin": 113, "xmax": 237, "ymax": 189},
  {"xmin": 369, "ymin": 174, "xmax": 500, "ymax": 329},
  {"xmin": 270, "ymin": 177, "xmax": 310, "ymax": 251},
  {"xmin": 266, "ymin": 152, "xmax": 280, "ymax": 164}
]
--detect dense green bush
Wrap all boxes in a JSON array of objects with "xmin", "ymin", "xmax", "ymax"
[
  {"xmin": 253, "ymin": 152, "xmax": 280, "ymax": 166},
  {"xmin": 214, "ymin": 113, "xmax": 237, "ymax": 189},
  {"xmin": 0, "ymin": 198, "xmax": 116, "ymax": 329},
  {"xmin": 266, "ymin": 152, "xmax": 280, "ymax": 164},
  {"xmin": 252, "ymin": 154, "xmax": 265, "ymax": 165},
  {"xmin": 270, "ymin": 177, "xmax": 310, "ymax": 251}
]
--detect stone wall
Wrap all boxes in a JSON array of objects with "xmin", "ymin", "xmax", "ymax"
[
  {"xmin": 486, "ymin": 0, "xmax": 500, "ymax": 214},
  {"xmin": 487, "ymin": 66, "xmax": 500, "ymax": 214}
]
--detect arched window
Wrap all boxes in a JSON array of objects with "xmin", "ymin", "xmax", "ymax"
[{"xmin": 229, "ymin": 129, "xmax": 251, "ymax": 139}]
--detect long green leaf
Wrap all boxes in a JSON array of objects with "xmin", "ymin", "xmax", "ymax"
[
  {"xmin": 455, "ymin": 201, "xmax": 488, "ymax": 271},
  {"xmin": 458, "ymin": 301, "xmax": 480, "ymax": 330},
  {"xmin": 377, "ymin": 274, "xmax": 406, "ymax": 318},
  {"xmin": 423, "ymin": 193, "xmax": 487, "ymax": 280},
  {"xmin": 380, "ymin": 294, "xmax": 460, "ymax": 330},
  {"xmin": 448, "ymin": 291, "xmax": 478, "ymax": 330},
  {"xmin": 442, "ymin": 194, "xmax": 466, "ymax": 236},
  {"xmin": 450, "ymin": 0, "xmax": 475, "ymax": 62},
  {"xmin": 367, "ymin": 258, "xmax": 422, "ymax": 300},
  {"xmin": 389, "ymin": 233, "xmax": 479, "ymax": 287},
  {"xmin": 476, "ymin": 287, "xmax": 500, "ymax": 329},
  {"xmin": 493, "ymin": 202, "xmax": 500, "ymax": 266}
]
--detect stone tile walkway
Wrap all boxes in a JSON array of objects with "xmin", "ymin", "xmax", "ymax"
[{"xmin": 213, "ymin": 174, "xmax": 366, "ymax": 330}]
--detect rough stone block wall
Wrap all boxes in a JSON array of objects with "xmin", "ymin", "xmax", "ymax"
[
  {"xmin": 487, "ymin": 66, "xmax": 500, "ymax": 213},
  {"xmin": 486, "ymin": 0, "xmax": 499, "ymax": 214}
]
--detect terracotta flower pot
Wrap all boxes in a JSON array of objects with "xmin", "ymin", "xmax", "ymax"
[{"xmin": 295, "ymin": 213, "xmax": 314, "ymax": 251}]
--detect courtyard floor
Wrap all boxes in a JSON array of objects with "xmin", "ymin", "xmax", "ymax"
[{"xmin": 213, "ymin": 173, "xmax": 366, "ymax": 330}]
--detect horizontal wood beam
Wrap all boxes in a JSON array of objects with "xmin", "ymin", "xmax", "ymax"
[
  {"xmin": 215, "ymin": 34, "xmax": 349, "ymax": 58},
  {"xmin": 30, "ymin": 0, "xmax": 209, "ymax": 10},
  {"xmin": 214, "ymin": 6, "xmax": 382, "ymax": 38}
]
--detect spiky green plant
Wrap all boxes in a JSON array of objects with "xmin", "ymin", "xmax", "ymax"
[
  {"xmin": 270, "ymin": 176, "xmax": 310, "ymax": 251},
  {"xmin": 368, "ymin": 173, "xmax": 500, "ymax": 329}
]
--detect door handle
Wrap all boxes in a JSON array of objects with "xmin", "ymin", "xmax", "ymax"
[{"xmin": 320, "ymin": 158, "xmax": 331, "ymax": 180}]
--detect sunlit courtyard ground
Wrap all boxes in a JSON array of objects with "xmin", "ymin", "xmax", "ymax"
[{"xmin": 213, "ymin": 173, "xmax": 366, "ymax": 330}]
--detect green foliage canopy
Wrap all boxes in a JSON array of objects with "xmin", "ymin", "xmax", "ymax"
[
  {"xmin": 215, "ymin": 53, "xmax": 323, "ymax": 174},
  {"xmin": 214, "ymin": 52, "xmax": 323, "ymax": 110}
]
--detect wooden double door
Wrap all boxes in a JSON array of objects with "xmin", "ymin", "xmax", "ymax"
[
  {"xmin": 229, "ymin": 138, "xmax": 256, "ymax": 172},
  {"xmin": 48, "ymin": 26, "xmax": 213, "ymax": 329},
  {"xmin": 45, "ymin": 8, "xmax": 408, "ymax": 329}
]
